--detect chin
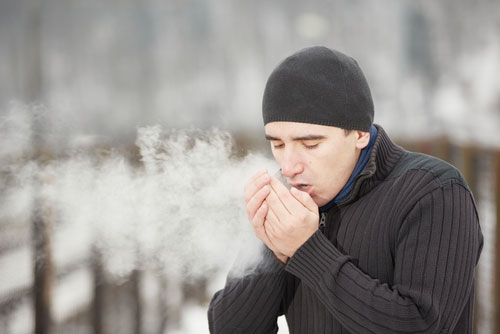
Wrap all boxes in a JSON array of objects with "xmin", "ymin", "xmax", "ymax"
[
  {"xmin": 312, "ymin": 196, "xmax": 327, "ymax": 207},
  {"xmin": 313, "ymin": 192, "xmax": 336, "ymax": 207}
]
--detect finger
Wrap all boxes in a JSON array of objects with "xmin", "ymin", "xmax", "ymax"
[
  {"xmin": 244, "ymin": 170, "xmax": 268, "ymax": 202},
  {"xmin": 252, "ymin": 204, "xmax": 280, "ymax": 252},
  {"xmin": 249, "ymin": 169, "xmax": 268, "ymax": 182},
  {"xmin": 268, "ymin": 176, "xmax": 310, "ymax": 216},
  {"xmin": 247, "ymin": 169, "xmax": 269, "ymax": 188},
  {"xmin": 269, "ymin": 176, "xmax": 304, "ymax": 215},
  {"xmin": 265, "ymin": 206, "xmax": 287, "ymax": 237},
  {"xmin": 261, "ymin": 221, "xmax": 282, "ymax": 255},
  {"xmin": 265, "ymin": 187, "xmax": 291, "ymax": 218},
  {"xmin": 246, "ymin": 185, "xmax": 270, "ymax": 221},
  {"xmin": 251, "ymin": 201, "xmax": 268, "ymax": 236},
  {"xmin": 255, "ymin": 200, "xmax": 268, "ymax": 224},
  {"xmin": 269, "ymin": 175, "xmax": 290, "ymax": 197},
  {"xmin": 290, "ymin": 187, "xmax": 318, "ymax": 213},
  {"xmin": 244, "ymin": 171, "xmax": 270, "ymax": 203},
  {"xmin": 264, "ymin": 216, "xmax": 280, "ymax": 240},
  {"xmin": 265, "ymin": 203, "xmax": 280, "ymax": 225}
]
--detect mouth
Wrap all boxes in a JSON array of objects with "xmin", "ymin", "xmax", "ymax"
[{"xmin": 290, "ymin": 183, "xmax": 313, "ymax": 194}]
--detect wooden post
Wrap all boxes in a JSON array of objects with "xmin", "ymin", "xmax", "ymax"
[
  {"xmin": 416, "ymin": 140, "xmax": 433, "ymax": 155},
  {"xmin": 433, "ymin": 137, "xmax": 452, "ymax": 163},
  {"xmin": 157, "ymin": 272, "xmax": 168, "ymax": 334},
  {"xmin": 131, "ymin": 269, "xmax": 142, "ymax": 334},
  {"xmin": 32, "ymin": 166, "xmax": 53, "ymax": 334},
  {"xmin": 460, "ymin": 146, "xmax": 481, "ymax": 333},
  {"xmin": 494, "ymin": 151, "xmax": 500, "ymax": 334},
  {"xmin": 23, "ymin": 0, "xmax": 51, "ymax": 330},
  {"xmin": 461, "ymin": 146, "xmax": 479, "ymax": 195},
  {"xmin": 92, "ymin": 247, "xmax": 105, "ymax": 334}
]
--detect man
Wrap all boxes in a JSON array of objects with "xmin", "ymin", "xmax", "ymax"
[{"xmin": 208, "ymin": 46, "xmax": 483, "ymax": 333}]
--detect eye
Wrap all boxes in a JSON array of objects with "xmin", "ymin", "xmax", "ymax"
[
  {"xmin": 272, "ymin": 142, "xmax": 284, "ymax": 149},
  {"xmin": 304, "ymin": 143, "xmax": 319, "ymax": 149}
]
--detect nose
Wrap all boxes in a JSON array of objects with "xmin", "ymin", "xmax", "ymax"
[{"xmin": 280, "ymin": 148, "xmax": 304, "ymax": 178}]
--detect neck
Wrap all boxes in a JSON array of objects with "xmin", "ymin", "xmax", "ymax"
[{"xmin": 319, "ymin": 125, "xmax": 378, "ymax": 212}]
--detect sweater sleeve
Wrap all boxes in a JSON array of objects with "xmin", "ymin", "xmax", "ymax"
[
  {"xmin": 285, "ymin": 183, "xmax": 483, "ymax": 333},
  {"xmin": 208, "ymin": 246, "xmax": 287, "ymax": 334}
]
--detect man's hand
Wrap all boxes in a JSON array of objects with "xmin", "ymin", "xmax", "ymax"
[
  {"xmin": 244, "ymin": 170, "xmax": 289, "ymax": 263},
  {"xmin": 264, "ymin": 176, "xmax": 319, "ymax": 258}
]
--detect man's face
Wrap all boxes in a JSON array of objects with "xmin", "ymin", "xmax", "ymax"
[{"xmin": 265, "ymin": 122, "xmax": 368, "ymax": 207}]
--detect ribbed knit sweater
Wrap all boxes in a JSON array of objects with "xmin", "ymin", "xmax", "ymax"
[{"xmin": 208, "ymin": 125, "xmax": 483, "ymax": 334}]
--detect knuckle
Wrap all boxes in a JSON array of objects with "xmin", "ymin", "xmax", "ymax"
[
  {"xmin": 246, "ymin": 207, "xmax": 254, "ymax": 219},
  {"xmin": 266, "ymin": 222, "xmax": 275, "ymax": 234},
  {"xmin": 257, "ymin": 186, "xmax": 268, "ymax": 197},
  {"xmin": 284, "ymin": 224, "xmax": 294, "ymax": 234},
  {"xmin": 297, "ymin": 212, "xmax": 307, "ymax": 222}
]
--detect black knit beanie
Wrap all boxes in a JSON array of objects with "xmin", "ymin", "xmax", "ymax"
[{"xmin": 262, "ymin": 46, "xmax": 374, "ymax": 131}]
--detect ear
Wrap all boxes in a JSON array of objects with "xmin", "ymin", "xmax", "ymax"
[{"xmin": 355, "ymin": 131, "xmax": 370, "ymax": 150}]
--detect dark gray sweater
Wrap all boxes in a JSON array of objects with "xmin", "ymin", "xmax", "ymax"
[{"xmin": 208, "ymin": 126, "xmax": 483, "ymax": 334}]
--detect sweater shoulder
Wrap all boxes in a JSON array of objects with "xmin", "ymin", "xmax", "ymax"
[{"xmin": 388, "ymin": 150, "xmax": 469, "ymax": 190}]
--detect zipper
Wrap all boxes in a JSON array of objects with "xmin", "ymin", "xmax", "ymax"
[{"xmin": 319, "ymin": 212, "xmax": 327, "ymax": 233}]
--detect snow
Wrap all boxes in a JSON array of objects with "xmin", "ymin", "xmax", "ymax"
[{"xmin": 0, "ymin": 246, "xmax": 32, "ymax": 298}]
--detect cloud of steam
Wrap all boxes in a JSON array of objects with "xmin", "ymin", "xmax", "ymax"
[{"xmin": 1, "ymin": 105, "xmax": 278, "ymax": 282}]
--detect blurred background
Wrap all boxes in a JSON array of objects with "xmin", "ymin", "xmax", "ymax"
[{"xmin": 0, "ymin": 0, "xmax": 499, "ymax": 333}]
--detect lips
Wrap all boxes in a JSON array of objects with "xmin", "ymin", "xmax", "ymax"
[{"xmin": 290, "ymin": 183, "xmax": 313, "ymax": 194}]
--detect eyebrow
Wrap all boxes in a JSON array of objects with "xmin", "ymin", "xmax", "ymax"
[{"xmin": 265, "ymin": 134, "xmax": 327, "ymax": 141}]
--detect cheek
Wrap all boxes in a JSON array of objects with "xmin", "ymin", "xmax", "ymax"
[
  {"xmin": 271, "ymin": 149, "xmax": 282, "ymax": 163},
  {"xmin": 315, "ymin": 149, "xmax": 348, "ymax": 178}
]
